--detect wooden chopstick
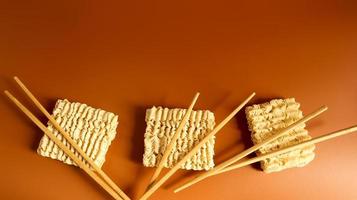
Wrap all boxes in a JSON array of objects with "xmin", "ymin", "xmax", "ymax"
[
  {"xmin": 173, "ymin": 106, "xmax": 327, "ymax": 192},
  {"xmin": 4, "ymin": 91, "xmax": 123, "ymax": 200},
  {"xmin": 174, "ymin": 125, "xmax": 357, "ymax": 192},
  {"xmin": 218, "ymin": 125, "xmax": 357, "ymax": 174},
  {"xmin": 13, "ymin": 77, "xmax": 131, "ymax": 200},
  {"xmin": 139, "ymin": 92, "xmax": 256, "ymax": 200},
  {"xmin": 147, "ymin": 92, "xmax": 200, "ymax": 187}
]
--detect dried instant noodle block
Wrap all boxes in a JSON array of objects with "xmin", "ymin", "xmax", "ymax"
[
  {"xmin": 37, "ymin": 99, "xmax": 118, "ymax": 168},
  {"xmin": 245, "ymin": 98, "xmax": 315, "ymax": 173},
  {"xmin": 143, "ymin": 106, "xmax": 216, "ymax": 171}
]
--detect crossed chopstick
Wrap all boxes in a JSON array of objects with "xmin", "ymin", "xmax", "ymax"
[
  {"xmin": 175, "ymin": 125, "xmax": 357, "ymax": 193},
  {"xmin": 140, "ymin": 92, "xmax": 256, "ymax": 199},
  {"xmin": 142, "ymin": 92, "xmax": 357, "ymax": 199},
  {"xmin": 4, "ymin": 77, "xmax": 130, "ymax": 200},
  {"xmin": 6, "ymin": 77, "xmax": 357, "ymax": 200}
]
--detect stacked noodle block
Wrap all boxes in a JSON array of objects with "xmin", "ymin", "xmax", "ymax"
[
  {"xmin": 245, "ymin": 98, "xmax": 315, "ymax": 173},
  {"xmin": 143, "ymin": 106, "xmax": 216, "ymax": 171},
  {"xmin": 37, "ymin": 99, "xmax": 118, "ymax": 168}
]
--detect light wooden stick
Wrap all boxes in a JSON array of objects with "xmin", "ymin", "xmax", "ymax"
[
  {"xmin": 139, "ymin": 92, "xmax": 256, "ymax": 200},
  {"xmin": 174, "ymin": 105, "xmax": 327, "ymax": 193},
  {"xmin": 13, "ymin": 77, "xmax": 131, "ymax": 200},
  {"xmin": 148, "ymin": 93, "xmax": 200, "ymax": 187},
  {"xmin": 175, "ymin": 125, "xmax": 357, "ymax": 192},
  {"xmin": 4, "ymin": 91, "xmax": 122, "ymax": 200},
  {"xmin": 217, "ymin": 125, "xmax": 357, "ymax": 174}
]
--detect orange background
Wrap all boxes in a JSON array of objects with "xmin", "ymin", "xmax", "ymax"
[{"xmin": 1, "ymin": 0, "xmax": 357, "ymax": 199}]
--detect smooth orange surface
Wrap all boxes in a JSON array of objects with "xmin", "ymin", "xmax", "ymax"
[{"xmin": 1, "ymin": 1, "xmax": 357, "ymax": 199}]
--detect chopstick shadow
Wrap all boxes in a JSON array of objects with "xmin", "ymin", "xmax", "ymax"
[
  {"xmin": 233, "ymin": 104, "xmax": 260, "ymax": 171},
  {"xmin": 204, "ymin": 91, "xmax": 231, "ymax": 112},
  {"xmin": 126, "ymin": 167, "xmax": 153, "ymax": 199},
  {"xmin": 29, "ymin": 97, "xmax": 58, "ymax": 151},
  {"xmin": 163, "ymin": 168, "xmax": 199, "ymax": 190},
  {"xmin": 126, "ymin": 105, "xmax": 152, "ymax": 198},
  {"xmin": 129, "ymin": 106, "xmax": 147, "ymax": 164},
  {"xmin": 62, "ymin": 163, "xmax": 119, "ymax": 199},
  {"xmin": 304, "ymin": 119, "xmax": 325, "ymax": 133}
]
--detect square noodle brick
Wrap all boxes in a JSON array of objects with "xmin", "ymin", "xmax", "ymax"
[
  {"xmin": 143, "ymin": 106, "xmax": 216, "ymax": 171},
  {"xmin": 37, "ymin": 99, "xmax": 118, "ymax": 168}
]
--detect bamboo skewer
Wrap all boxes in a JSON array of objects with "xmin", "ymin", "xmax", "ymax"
[
  {"xmin": 139, "ymin": 92, "xmax": 256, "ymax": 200},
  {"xmin": 13, "ymin": 77, "xmax": 131, "ymax": 200},
  {"xmin": 148, "ymin": 92, "xmax": 200, "ymax": 187},
  {"xmin": 174, "ymin": 105, "xmax": 327, "ymax": 193},
  {"xmin": 4, "ymin": 91, "xmax": 122, "ymax": 200},
  {"xmin": 173, "ymin": 125, "xmax": 357, "ymax": 192}
]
